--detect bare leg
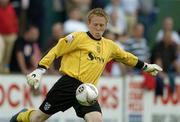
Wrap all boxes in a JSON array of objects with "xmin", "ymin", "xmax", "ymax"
[
  {"xmin": 30, "ymin": 109, "xmax": 51, "ymax": 122},
  {"xmin": 84, "ymin": 111, "xmax": 103, "ymax": 122}
]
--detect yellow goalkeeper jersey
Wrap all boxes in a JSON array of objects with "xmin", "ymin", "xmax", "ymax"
[{"xmin": 39, "ymin": 32, "xmax": 138, "ymax": 85}]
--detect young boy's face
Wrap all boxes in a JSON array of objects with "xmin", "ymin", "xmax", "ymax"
[{"xmin": 87, "ymin": 15, "xmax": 107, "ymax": 39}]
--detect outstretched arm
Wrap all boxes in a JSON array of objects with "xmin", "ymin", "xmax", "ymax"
[
  {"xmin": 135, "ymin": 60, "xmax": 162, "ymax": 76},
  {"xmin": 26, "ymin": 32, "xmax": 80, "ymax": 89},
  {"xmin": 111, "ymin": 42, "xmax": 162, "ymax": 76}
]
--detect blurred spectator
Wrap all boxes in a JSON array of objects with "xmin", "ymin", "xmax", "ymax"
[
  {"xmin": 45, "ymin": 22, "xmax": 64, "ymax": 50},
  {"xmin": 124, "ymin": 23, "xmax": 150, "ymax": 62},
  {"xmin": 45, "ymin": 22, "xmax": 65, "ymax": 75},
  {"xmin": 152, "ymin": 31, "xmax": 180, "ymax": 95},
  {"xmin": 138, "ymin": 0, "xmax": 158, "ymax": 39},
  {"xmin": 156, "ymin": 17, "xmax": 180, "ymax": 44},
  {"xmin": 10, "ymin": 25, "xmax": 40, "ymax": 74},
  {"xmin": 64, "ymin": 0, "xmax": 91, "ymax": 21},
  {"xmin": 27, "ymin": 0, "xmax": 44, "ymax": 45},
  {"xmin": 64, "ymin": 8, "xmax": 88, "ymax": 34},
  {"xmin": 105, "ymin": 0, "xmax": 127, "ymax": 35},
  {"xmin": 124, "ymin": 23, "xmax": 150, "ymax": 74},
  {"xmin": 74, "ymin": 0, "xmax": 92, "ymax": 18},
  {"xmin": 138, "ymin": 0, "xmax": 156, "ymax": 16},
  {"xmin": 0, "ymin": 0, "xmax": 18, "ymax": 73},
  {"xmin": 53, "ymin": 0, "xmax": 64, "ymax": 13},
  {"xmin": 107, "ymin": 8, "xmax": 127, "ymax": 35},
  {"xmin": 121, "ymin": 0, "xmax": 139, "ymax": 35}
]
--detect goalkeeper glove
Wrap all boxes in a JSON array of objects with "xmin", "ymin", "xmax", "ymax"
[
  {"xmin": 26, "ymin": 68, "xmax": 46, "ymax": 89},
  {"xmin": 143, "ymin": 63, "xmax": 163, "ymax": 76}
]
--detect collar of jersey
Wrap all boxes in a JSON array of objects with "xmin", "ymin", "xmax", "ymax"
[{"xmin": 86, "ymin": 31, "xmax": 101, "ymax": 41}]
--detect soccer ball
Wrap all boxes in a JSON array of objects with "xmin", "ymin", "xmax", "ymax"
[{"xmin": 76, "ymin": 83, "xmax": 99, "ymax": 106}]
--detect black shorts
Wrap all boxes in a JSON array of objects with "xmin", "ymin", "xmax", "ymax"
[{"xmin": 39, "ymin": 75, "xmax": 102, "ymax": 118}]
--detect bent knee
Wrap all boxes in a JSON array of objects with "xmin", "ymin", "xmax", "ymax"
[
  {"xmin": 30, "ymin": 110, "xmax": 50, "ymax": 122},
  {"xmin": 92, "ymin": 116, "xmax": 103, "ymax": 122},
  {"xmin": 84, "ymin": 111, "xmax": 103, "ymax": 122}
]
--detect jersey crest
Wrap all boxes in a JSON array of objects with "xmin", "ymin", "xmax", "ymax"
[{"xmin": 65, "ymin": 34, "xmax": 74, "ymax": 43}]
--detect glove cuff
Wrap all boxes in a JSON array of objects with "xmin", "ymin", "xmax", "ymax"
[
  {"xmin": 135, "ymin": 59, "xmax": 144, "ymax": 69},
  {"xmin": 38, "ymin": 64, "xmax": 47, "ymax": 70},
  {"xmin": 37, "ymin": 68, "xmax": 46, "ymax": 74}
]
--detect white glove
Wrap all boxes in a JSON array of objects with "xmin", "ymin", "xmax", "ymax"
[
  {"xmin": 143, "ymin": 63, "xmax": 163, "ymax": 76},
  {"xmin": 26, "ymin": 68, "xmax": 46, "ymax": 89}
]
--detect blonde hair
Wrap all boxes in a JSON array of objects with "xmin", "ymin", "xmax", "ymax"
[{"xmin": 87, "ymin": 8, "xmax": 109, "ymax": 23}]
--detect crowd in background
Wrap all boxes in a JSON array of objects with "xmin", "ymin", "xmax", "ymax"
[{"xmin": 0, "ymin": 0, "xmax": 180, "ymax": 96}]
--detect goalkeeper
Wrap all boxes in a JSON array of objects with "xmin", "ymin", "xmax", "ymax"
[{"xmin": 10, "ymin": 8, "xmax": 162, "ymax": 122}]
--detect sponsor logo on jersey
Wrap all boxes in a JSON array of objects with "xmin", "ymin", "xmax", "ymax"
[{"xmin": 87, "ymin": 52, "xmax": 104, "ymax": 63}]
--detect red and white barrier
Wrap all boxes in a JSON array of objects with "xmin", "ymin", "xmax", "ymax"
[
  {"xmin": 0, "ymin": 74, "xmax": 180, "ymax": 122},
  {"xmin": 0, "ymin": 75, "xmax": 123, "ymax": 122}
]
